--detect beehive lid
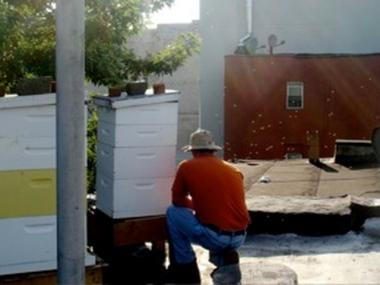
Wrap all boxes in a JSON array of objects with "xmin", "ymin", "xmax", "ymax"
[
  {"xmin": 93, "ymin": 90, "xmax": 180, "ymax": 109},
  {"xmin": 0, "ymin": 94, "xmax": 56, "ymax": 110}
]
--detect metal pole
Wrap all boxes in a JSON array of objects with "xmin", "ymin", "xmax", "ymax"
[
  {"xmin": 247, "ymin": 0, "xmax": 253, "ymax": 34},
  {"xmin": 56, "ymin": 0, "xmax": 85, "ymax": 284}
]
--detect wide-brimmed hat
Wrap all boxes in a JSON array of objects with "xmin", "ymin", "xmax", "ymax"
[{"xmin": 182, "ymin": 128, "xmax": 222, "ymax": 152}]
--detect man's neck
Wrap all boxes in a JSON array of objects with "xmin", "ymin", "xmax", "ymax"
[{"xmin": 192, "ymin": 151, "xmax": 215, "ymax": 159}]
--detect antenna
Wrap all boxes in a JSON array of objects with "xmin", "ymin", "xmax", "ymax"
[
  {"xmin": 234, "ymin": 33, "xmax": 266, "ymax": 55},
  {"xmin": 268, "ymin": 34, "xmax": 285, "ymax": 55},
  {"xmin": 268, "ymin": 34, "xmax": 278, "ymax": 48}
]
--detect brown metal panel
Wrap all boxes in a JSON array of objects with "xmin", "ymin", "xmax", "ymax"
[{"xmin": 225, "ymin": 55, "xmax": 380, "ymax": 160}]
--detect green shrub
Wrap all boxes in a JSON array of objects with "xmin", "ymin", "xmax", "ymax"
[{"xmin": 86, "ymin": 93, "xmax": 99, "ymax": 193}]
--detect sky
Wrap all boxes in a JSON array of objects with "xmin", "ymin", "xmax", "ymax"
[{"xmin": 150, "ymin": 0, "xmax": 200, "ymax": 25}]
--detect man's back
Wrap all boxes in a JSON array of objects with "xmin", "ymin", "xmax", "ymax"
[
  {"xmin": 172, "ymin": 156, "xmax": 249, "ymax": 231},
  {"xmin": 166, "ymin": 129, "xmax": 247, "ymax": 284}
]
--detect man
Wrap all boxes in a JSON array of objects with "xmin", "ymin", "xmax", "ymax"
[{"xmin": 165, "ymin": 128, "xmax": 250, "ymax": 284}]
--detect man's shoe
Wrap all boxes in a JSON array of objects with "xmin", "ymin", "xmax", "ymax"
[
  {"xmin": 211, "ymin": 250, "xmax": 241, "ymax": 285},
  {"xmin": 211, "ymin": 263, "xmax": 242, "ymax": 285},
  {"xmin": 165, "ymin": 259, "xmax": 201, "ymax": 284}
]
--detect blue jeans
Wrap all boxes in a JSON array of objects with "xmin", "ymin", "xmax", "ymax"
[{"xmin": 166, "ymin": 205, "xmax": 246, "ymax": 266}]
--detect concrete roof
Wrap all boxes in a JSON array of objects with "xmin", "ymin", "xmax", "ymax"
[
  {"xmin": 196, "ymin": 159, "xmax": 380, "ymax": 284},
  {"xmin": 236, "ymin": 158, "xmax": 380, "ymax": 199}
]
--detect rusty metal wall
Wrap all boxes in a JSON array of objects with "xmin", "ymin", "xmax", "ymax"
[{"xmin": 224, "ymin": 55, "xmax": 380, "ymax": 160}]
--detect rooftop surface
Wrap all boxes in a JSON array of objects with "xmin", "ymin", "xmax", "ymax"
[
  {"xmin": 196, "ymin": 159, "xmax": 380, "ymax": 284},
  {"xmin": 239, "ymin": 158, "xmax": 380, "ymax": 198}
]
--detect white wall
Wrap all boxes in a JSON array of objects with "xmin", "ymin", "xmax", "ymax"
[
  {"xmin": 199, "ymin": 0, "xmax": 246, "ymax": 148},
  {"xmin": 252, "ymin": 0, "xmax": 380, "ymax": 54}
]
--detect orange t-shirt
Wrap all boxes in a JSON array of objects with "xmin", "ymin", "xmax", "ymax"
[{"xmin": 171, "ymin": 156, "xmax": 249, "ymax": 231}]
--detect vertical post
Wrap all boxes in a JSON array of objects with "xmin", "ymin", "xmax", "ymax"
[
  {"xmin": 247, "ymin": 0, "xmax": 252, "ymax": 34},
  {"xmin": 56, "ymin": 0, "xmax": 85, "ymax": 284}
]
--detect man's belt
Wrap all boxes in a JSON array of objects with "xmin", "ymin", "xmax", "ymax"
[{"xmin": 205, "ymin": 224, "xmax": 246, "ymax": 237}]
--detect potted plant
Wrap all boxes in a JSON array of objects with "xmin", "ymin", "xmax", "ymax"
[
  {"xmin": 14, "ymin": 75, "xmax": 54, "ymax": 95},
  {"xmin": 108, "ymin": 83, "xmax": 125, "ymax": 97},
  {"xmin": 0, "ymin": 84, "xmax": 5, "ymax": 97},
  {"xmin": 105, "ymin": 75, "xmax": 125, "ymax": 97},
  {"xmin": 123, "ymin": 52, "xmax": 149, "ymax": 96},
  {"xmin": 0, "ymin": 72, "xmax": 8, "ymax": 98}
]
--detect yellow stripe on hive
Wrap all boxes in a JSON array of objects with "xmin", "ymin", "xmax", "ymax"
[{"xmin": 0, "ymin": 169, "xmax": 56, "ymax": 218}]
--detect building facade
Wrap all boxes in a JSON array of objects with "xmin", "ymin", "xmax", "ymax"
[
  {"xmin": 200, "ymin": 0, "xmax": 380, "ymax": 150},
  {"xmin": 224, "ymin": 54, "xmax": 380, "ymax": 160}
]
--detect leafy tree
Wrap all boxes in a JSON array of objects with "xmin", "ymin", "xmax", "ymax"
[
  {"xmin": 0, "ymin": 0, "xmax": 25, "ymax": 90},
  {"xmin": 85, "ymin": 0, "xmax": 176, "ymax": 86},
  {"xmin": 121, "ymin": 33, "xmax": 201, "ymax": 81},
  {"xmin": 87, "ymin": 94, "xmax": 98, "ymax": 194},
  {"xmin": 1, "ymin": 0, "xmax": 201, "ymax": 193},
  {"xmin": 1, "ymin": 0, "xmax": 179, "ymax": 87},
  {"xmin": 148, "ymin": 33, "xmax": 201, "ymax": 78}
]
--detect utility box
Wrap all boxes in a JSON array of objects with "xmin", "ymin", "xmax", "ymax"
[
  {"xmin": 0, "ymin": 94, "xmax": 94, "ymax": 276},
  {"xmin": 94, "ymin": 92, "xmax": 179, "ymax": 219}
]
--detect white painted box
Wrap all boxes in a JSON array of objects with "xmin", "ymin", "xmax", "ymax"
[
  {"xmin": 94, "ymin": 93, "xmax": 179, "ymax": 218},
  {"xmin": 0, "ymin": 94, "xmax": 56, "ymax": 109},
  {"xmin": 0, "ymin": 94, "xmax": 94, "ymax": 276},
  {"xmin": 97, "ymin": 143, "xmax": 176, "ymax": 179},
  {"xmin": 95, "ymin": 93, "xmax": 179, "ymax": 126},
  {"xmin": 0, "ymin": 106, "xmax": 55, "ymax": 138},
  {"xmin": 0, "ymin": 137, "xmax": 55, "ymax": 171},
  {"xmin": 0, "ymin": 215, "xmax": 95, "ymax": 276},
  {"xmin": 0, "ymin": 94, "xmax": 56, "ymax": 171},
  {"xmin": 96, "ymin": 174, "xmax": 173, "ymax": 218},
  {"xmin": 97, "ymin": 102, "xmax": 178, "ymax": 125},
  {"xmin": 97, "ymin": 121, "xmax": 177, "ymax": 147}
]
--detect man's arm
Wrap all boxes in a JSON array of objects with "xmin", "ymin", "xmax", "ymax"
[{"xmin": 171, "ymin": 163, "xmax": 194, "ymax": 209}]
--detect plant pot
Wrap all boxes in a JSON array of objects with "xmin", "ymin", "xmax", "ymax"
[
  {"xmin": 108, "ymin": 86, "xmax": 123, "ymax": 97},
  {"xmin": 15, "ymin": 76, "xmax": 53, "ymax": 95},
  {"xmin": 126, "ymin": 81, "xmax": 148, "ymax": 96},
  {"xmin": 153, "ymin": 83, "xmax": 166, "ymax": 94},
  {"xmin": 0, "ymin": 86, "xmax": 5, "ymax": 97},
  {"xmin": 50, "ymin": 80, "xmax": 57, "ymax": 93}
]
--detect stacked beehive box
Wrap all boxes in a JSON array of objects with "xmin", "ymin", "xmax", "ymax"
[
  {"xmin": 94, "ymin": 92, "xmax": 179, "ymax": 218},
  {"xmin": 0, "ymin": 94, "xmax": 93, "ymax": 275}
]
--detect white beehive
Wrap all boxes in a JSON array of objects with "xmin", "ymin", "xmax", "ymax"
[
  {"xmin": 0, "ymin": 94, "xmax": 94, "ymax": 275},
  {"xmin": 94, "ymin": 92, "xmax": 179, "ymax": 218},
  {"xmin": 0, "ymin": 216, "xmax": 57, "ymax": 275},
  {"xmin": 0, "ymin": 95, "xmax": 56, "ymax": 171},
  {"xmin": 0, "ymin": 216, "xmax": 95, "ymax": 275}
]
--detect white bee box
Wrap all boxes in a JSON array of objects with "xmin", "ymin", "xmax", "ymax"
[
  {"xmin": 96, "ymin": 174, "xmax": 173, "ymax": 218},
  {"xmin": 0, "ymin": 216, "xmax": 95, "ymax": 276},
  {"xmin": 95, "ymin": 94, "xmax": 179, "ymax": 126},
  {"xmin": 0, "ymin": 94, "xmax": 94, "ymax": 276},
  {"xmin": 0, "ymin": 106, "xmax": 55, "ymax": 138},
  {"xmin": 0, "ymin": 95, "xmax": 56, "ymax": 171},
  {"xmin": 97, "ymin": 121, "xmax": 177, "ymax": 147},
  {"xmin": 0, "ymin": 94, "xmax": 56, "ymax": 110},
  {"xmin": 0, "ymin": 137, "xmax": 55, "ymax": 171},
  {"xmin": 0, "ymin": 94, "xmax": 89, "ymax": 171},
  {"xmin": 97, "ymin": 143, "xmax": 176, "ymax": 180},
  {"xmin": 0, "ymin": 216, "xmax": 56, "ymax": 275},
  {"xmin": 94, "ymin": 93, "xmax": 179, "ymax": 218}
]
